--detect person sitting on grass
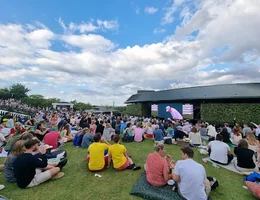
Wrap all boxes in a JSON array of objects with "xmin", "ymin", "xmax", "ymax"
[
  {"xmin": 103, "ymin": 123, "xmax": 115, "ymax": 141},
  {"xmin": 4, "ymin": 140, "xmax": 25, "ymax": 183},
  {"xmin": 171, "ymin": 147, "xmax": 211, "ymax": 200},
  {"xmin": 81, "ymin": 129, "xmax": 94, "ymax": 149},
  {"xmin": 219, "ymin": 127, "xmax": 232, "ymax": 144},
  {"xmin": 189, "ymin": 127, "xmax": 202, "ymax": 147},
  {"xmin": 145, "ymin": 122, "xmax": 154, "ymax": 138},
  {"xmin": 208, "ymin": 134, "xmax": 234, "ymax": 165},
  {"xmin": 133, "ymin": 123, "xmax": 144, "ymax": 142},
  {"xmin": 60, "ymin": 124, "xmax": 73, "ymax": 142},
  {"xmin": 13, "ymin": 139, "xmax": 66, "ymax": 189},
  {"xmin": 233, "ymin": 139, "xmax": 258, "ymax": 173},
  {"xmin": 153, "ymin": 125, "xmax": 164, "ymax": 144},
  {"xmin": 35, "ymin": 123, "xmax": 50, "ymax": 141},
  {"xmin": 87, "ymin": 133, "xmax": 110, "ymax": 172},
  {"xmin": 145, "ymin": 142, "xmax": 172, "ymax": 186},
  {"xmin": 174, "ymin": 126, "xmax": 188, "ymax": 140},
  {"xmin": 10, "ymin": 122, "xmax": 26, "ymax": 135},
  {"xmin": 122, "ymin": 123, "xmax": 134, "ymax": 142},
  {"xmin": 44, "ymin": 129, "xmax": 64, "ymax": 150},
  {"xmin": 164, "ymin": 123, "xmax": 173, "ymax": 136},
  {"xmin": 246, "ymin": 132, "xmax": 259, "ymax": 153},
  {"xmin": 108, "ymin": 135, "xmax": 141, "ymax": 171},
  {"xmin": 231, "ymin": 127, "xmax": 243, "ymax": 146}
]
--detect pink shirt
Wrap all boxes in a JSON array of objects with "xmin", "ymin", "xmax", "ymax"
[
  {"xmin": 134, "ymin": 128, "xmax": 144, "ymax": 142},
  {"xmin": 90, "ymin": 124, "xmax": 96, "ymax": 134},
  {"xmin": 146, "ymin": 153, "xmax": 168, "ymax": 186}
]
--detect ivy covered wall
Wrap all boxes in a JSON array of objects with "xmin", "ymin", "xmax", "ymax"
[
  {"xmin": 201, "ymin": 103, "xmax": 260, "ymax": 124},
  {"xmin": 125, "ymin": 104, "xmax": 149, "ymax": 116}
]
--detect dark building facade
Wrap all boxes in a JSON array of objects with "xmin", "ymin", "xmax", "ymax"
[{"xmin": 125, "ymin": 83, "xmax": 260, "ymax": 123}]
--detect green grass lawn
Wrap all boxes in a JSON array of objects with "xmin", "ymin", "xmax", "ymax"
[{"xmin": 0, "ymin": 139, "xmax": 256, "ymax": 200}]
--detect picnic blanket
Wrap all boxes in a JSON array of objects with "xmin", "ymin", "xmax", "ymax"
[
  {"xmin": 130, "ymin": 172, "xmax": 182, "ymax": 200},
  {"xmin": 0, "ymin": 149, "xmax": 8, "ymax": 157},
  {"xmin": 204, "ymin": 157, "xmax": 244, "ymax": 175}
]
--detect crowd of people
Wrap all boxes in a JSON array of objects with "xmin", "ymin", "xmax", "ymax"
[
  {"xmin": 0, "ymin": 108, "xmax": 260, "ymax": 199},
  {"xmin": 0, "ymin": 99, "xmax": 50, "ymax": 115}
]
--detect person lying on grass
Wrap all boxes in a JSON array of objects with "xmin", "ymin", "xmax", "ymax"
[
  {"xmin": 108, "ymin": 135, "xmax": 141, "ymax": 171},
  {"xmin": 13, "ymin": 139, "xmax": 66, "ymax": 189},
  {"xmin": 87, "ymin": 133, "xmax": 110, "ymax": 172},
  {"xmin": 145, "ymin": 142, "xmax": 174, "ymax": 186}
]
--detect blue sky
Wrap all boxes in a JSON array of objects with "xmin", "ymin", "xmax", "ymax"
[
  {"xmin": 0, "ymin": 0, "xmax": 259, "ymax": 105},
  {"xmin": 0, "ymin": 0, "xmax": 172, "ymax": 47}
]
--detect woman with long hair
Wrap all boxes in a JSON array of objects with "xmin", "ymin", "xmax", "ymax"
[
  {"xmin": 35, "ymin": 123, "xmax": 50, "ymax": 141},
  {"xmin": 103, "ymin": 123, "xmax": 115, "ymax": 141},
  {"xmin": 51, "ymin": 114, "xmax": 58, "ymax": 126},
  {"xmin": 61, "ymin": 124, "xmax": 73, "ymax": 142},
  {"xmin": 231, "ymin": 127, "xmax": 242, "ymax": 146},
  {"xmin": 145, "ymin": 122, "xmax": 154, "ymax": 139},
  {"xmin": 189, "ymin": 127, "xmax": 202, "ymax": 146},
  {"xmin": 4, "ymin": 140, "xmax": 25, "ymax": 182},
  {"xmin": 246, "ymin": 132, "xmax": 259, "ymax": 152},
  {"xmin": 10, "ymin": 122, "xmax": 26, "ymax": 135}
]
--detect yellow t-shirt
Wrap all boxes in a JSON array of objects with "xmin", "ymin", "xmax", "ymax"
[
  {"xmin": 108, "ymin": 143, "xmax": 127, "ymax": 169},
  {"xmin": 88, "ymin": 142, "xmax": 109, "ymax": 171}
]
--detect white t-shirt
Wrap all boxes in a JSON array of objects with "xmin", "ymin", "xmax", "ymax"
[
  {"xmin": 174, "ymin": 159, "xmax": 207, "ymax": 200},
  {"xmin": 208, "ymin": 141, "xmax": 230, "ymax": 164}
]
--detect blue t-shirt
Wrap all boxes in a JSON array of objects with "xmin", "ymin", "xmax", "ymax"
[
  {"xmin": 120, "ymin": 123, "xmax": 127, "ymax": 133},
  {"xmin": 153, "ymin": 129, "xmax": 164, "ymax": 141},
  {"xmin": 19, "ymin": 118, "xmax": 25, "ymax": 125}
]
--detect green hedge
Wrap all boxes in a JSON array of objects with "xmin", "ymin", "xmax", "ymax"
[
  {"xmin": 125, "ymin": 104, "xmax": 149, "ymax": 116},
  {"xmin": 201, "ymin": 103, "xmax": 260, "ymax": 124}
]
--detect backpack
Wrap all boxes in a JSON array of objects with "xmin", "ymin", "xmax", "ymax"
[
  {"xmin": 244, "ymin": 172, "xmax": 260, "ymax": 182},
  {"xmin": 164, "ymin": 138, "xmax": 172, "ymax": 144},
  {"xmin": 207, "ymin": 176, "xmax": 219, "ymax": 190}
]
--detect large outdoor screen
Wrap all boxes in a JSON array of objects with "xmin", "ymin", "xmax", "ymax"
[
  {"xmin": 151, "ymin": 104, "xmax": 158, "ymax": 116},
  {"xmin": 151, "ymin": 103, "xmax": 193, "ymax": 119}
]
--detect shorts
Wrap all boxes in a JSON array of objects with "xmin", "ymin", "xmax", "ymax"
[
  {"xmin": 116, "ymin": 157, "xmax": 130, "ymax": 171},
  {"xmin": 27, "ymin": 169, "xmax": 52, "ymax": 188},
  {"xmin": 88, "ymin": 156, "xmax": 109, "ymax": 172}
]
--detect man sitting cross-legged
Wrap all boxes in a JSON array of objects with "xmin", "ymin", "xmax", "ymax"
[
  {"xmin": 13, "ymin": 139, "xmax": 65, "ymax": 189},
  {"xmin": 171, "ymin": 147, "xmax": 211, "ymax": 200},
  {"xmin": 87, "ymin": 133, "xmax": 110, "ymax": 172},
  {"xmin": 108, "ymin": 135, "xmax": 141, "ymax": 171}
]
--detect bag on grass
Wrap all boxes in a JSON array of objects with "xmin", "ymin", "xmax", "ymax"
[
  {"xmin": 244, "ymin": 172, "xmax": 260, "ymax": 182},
  {"xmin": 207, "ymin": 176, "xmax": 219, "ymax": 190},
  {"xmin": 164, "ymin": 138, "xmax": 172, "ymax": 144},
  {"xmin": 73, "ymin": 134, "xmax": 84, "ymax": 147}
]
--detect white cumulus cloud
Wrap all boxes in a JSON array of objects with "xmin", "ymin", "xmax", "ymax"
[{"xmin": 145, "ymin": 7, "xmax": 158, "ymax": 14}]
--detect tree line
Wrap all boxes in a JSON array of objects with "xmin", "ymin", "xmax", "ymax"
[
  {"xmin": 0, "ymin": 84, "xmax": 92, "ymax": 110},
  {"xmin": 0, "ymin": 84, "xmax": 127, "ymax": 112}
]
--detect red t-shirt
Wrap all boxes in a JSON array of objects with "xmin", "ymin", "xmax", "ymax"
[
  {"xmin": 10, "ymin": 127, "xmax": 26, "ymax": 135},
  {"xmin": 146, "ymin": 153, "xmax": 169, "ymax": 186},
  {"xmin": 43, "ymin": 132, "xmax": 62, "ymax": 150}
]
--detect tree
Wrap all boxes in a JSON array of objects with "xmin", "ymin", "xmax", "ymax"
[
  {"xmin": 71, "ymin": 100, "xmax": 92, "ymax": 110},
  {"xmin": 24, "ymin": 95, "xmax": 60, "ymax": 108},
  {"xmin": 23, "ymin": 95, "xmax": 45, "ymax": 107},
  {"xmin": 9, "ymin": 84, "xmax": 30, "ymax": 100},
  {"xmin": 0, "ymin": 88, "xmax": 11, "ymax": 99}
]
